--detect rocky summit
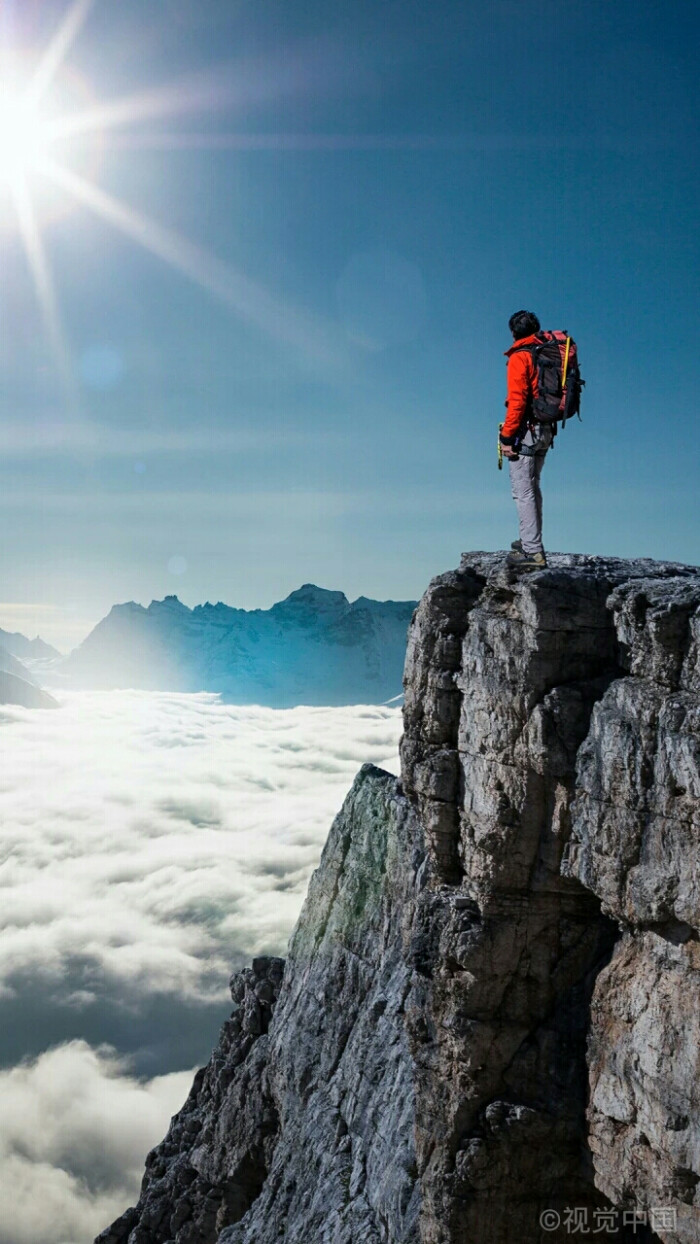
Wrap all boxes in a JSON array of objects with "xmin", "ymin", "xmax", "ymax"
[{"xmin": 96, "ymin": 553, "xmax": 700, "ymax": 1244}]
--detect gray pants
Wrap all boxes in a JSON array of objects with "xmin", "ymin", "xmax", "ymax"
[{"xmin": 508, "ymin": 424, "xmax": 553, "ymax": 554}]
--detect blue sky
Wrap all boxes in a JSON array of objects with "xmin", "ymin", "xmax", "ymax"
[{"xmin": 0, "ymin": 0, "xmax": 697, "ymax": 650}]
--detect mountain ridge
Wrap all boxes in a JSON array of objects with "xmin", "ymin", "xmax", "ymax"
[
  {"xmin": 55, "ymin": 584, "xmax": 417, "ymax": 706},
  {"xmin": 0, "ymin": 625, "xmax": 60, "ymax": 661}
]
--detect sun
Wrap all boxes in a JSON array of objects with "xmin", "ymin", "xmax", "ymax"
[{"xmin": 0, "ymin": 0, "xmax": 331, "ymax": 410}]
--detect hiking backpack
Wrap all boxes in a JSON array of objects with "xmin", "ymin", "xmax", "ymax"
[{"xmin": 512, "ymin": 330, "xmax": 585, "ymax": 428}]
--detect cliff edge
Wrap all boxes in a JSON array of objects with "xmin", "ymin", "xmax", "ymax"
[{"xmin": 96, "ymin": 553, "xmax": 700, "ymax": 1244}]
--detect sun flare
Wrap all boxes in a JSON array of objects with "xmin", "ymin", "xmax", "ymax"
[
  {"xmin": 0, "ymin": 95, "xmax": 52, "ymax": 183},
  {"xmin": 0, "ymin": 0, "xmax": 328, "ymax": 412}
]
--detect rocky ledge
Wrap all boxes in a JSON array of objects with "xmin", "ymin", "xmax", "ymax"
[{"xmin": 97, "ymin": 553, "xmax": 700, "ymax": 1244}]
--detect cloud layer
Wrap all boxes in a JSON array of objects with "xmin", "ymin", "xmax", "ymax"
[
  {"xmin": 0, "ymin": 1041, "xmax": 194, "ymax": 1244},
  {"xmin": 0, "ymin": 690, "xmax": 401, "ymax": 1243},
  {"xmin": 1, "ymin": 690, "xmax": 401, "ymax": 1026}
]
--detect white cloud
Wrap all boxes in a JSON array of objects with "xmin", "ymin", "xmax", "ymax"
[
  {"xmin": 0, "ymin": 691, "xmax": 401, "ymax": 1006},
  {"xmin": 0, "ymin": 691, "xmax": 402, "ymax": 1243},
  {"xmin": 0, "ymin": 1040, "xmax": 193, "ymax": 1244}
]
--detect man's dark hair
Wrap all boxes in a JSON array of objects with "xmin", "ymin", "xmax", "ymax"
[{"xmin": 509, "ymin": 310, "xmax": 541, "ymax": 339}]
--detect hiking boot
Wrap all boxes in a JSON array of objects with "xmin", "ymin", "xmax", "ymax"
[
  {"xmin": 511, "ymin": 539, "xmax": 522, "ymax": 552},
  {"xmin": 506, "ymin": 549, "xmax": 547, "ymax": 571}
]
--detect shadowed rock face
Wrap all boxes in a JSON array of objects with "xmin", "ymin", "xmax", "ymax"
[
  {"xmin": 96, "ymin": 554, "xmax": 699, "ymax": 1244},
  {"xmin": 98, "ymin": 768, "xmax": 423, "ymax": 1244},
  {"xmin": 563, "ymin": 573, "xmax": 700, "ymax": 1244}
]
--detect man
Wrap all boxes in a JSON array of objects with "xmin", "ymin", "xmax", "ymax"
[{"xmin": 500, "ymin": 309, "xmax": 553, "ymax": 570}]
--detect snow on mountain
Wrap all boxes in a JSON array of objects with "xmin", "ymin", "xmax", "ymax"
[{"xmin": 56, "ymin": 586, "xmax": 417, "ymax": 706}]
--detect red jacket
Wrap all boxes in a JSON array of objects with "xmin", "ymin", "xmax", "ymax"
[{"xmin": 500, "ymin": 334, "xmax": 540, "ymax": 443}]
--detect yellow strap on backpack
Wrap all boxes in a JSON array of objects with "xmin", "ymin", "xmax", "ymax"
[{"xmin": 561, "ymin": 336, "xmax": 571, "ymax": 390}]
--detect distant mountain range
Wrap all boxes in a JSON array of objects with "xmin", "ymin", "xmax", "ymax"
[
  {"xmin": 0, "ymin": 643, "xmax": 58, "ymax": 708},
  {"xmin": 53, "ymin": 584, "xmax": 417, "ymax": 706},
  {"xmin": 0, "ymin": 626, "xmax": 60, "ymax": 662}
]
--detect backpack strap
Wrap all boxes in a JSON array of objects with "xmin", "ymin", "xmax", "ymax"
[{"xmin": 561, "ymin": 336, "xmax": 571, "ymax": 390}]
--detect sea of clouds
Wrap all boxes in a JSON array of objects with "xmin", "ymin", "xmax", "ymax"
[{"xmin": 0, "ymin": 690, "xmax": 402, "ymax": 1244}]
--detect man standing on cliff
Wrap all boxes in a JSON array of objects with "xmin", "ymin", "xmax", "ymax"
[{"xmin": 500, "ymin": 309, "xmax": 553, "ymax": 570}]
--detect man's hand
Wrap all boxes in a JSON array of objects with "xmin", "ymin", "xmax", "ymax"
[{"xmin": 500, "ymin": 443, "xmax": 518, "ymax": 460}]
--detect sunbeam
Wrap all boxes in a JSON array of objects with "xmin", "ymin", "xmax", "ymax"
[
  {"xmin": 43, "ymin": 160, "xmax": 338, "ymax": 364},
  {"xmin": 26, "ymin": 0, "xmax": 95, "ymax": 108},
  {"xmin": 46, "ymin": 37, "xmax": 360, "ymax": 145},
  {"xmin": 47, "ymin": 69, "xmax": 239, "ymax": 143},
  {"xmin": 96, "ymin": 131, "xmax": 462, "ymax": 152},
  {"xmin": 11, "ymin": 175, "xmax": 78, "ymax": 409}
]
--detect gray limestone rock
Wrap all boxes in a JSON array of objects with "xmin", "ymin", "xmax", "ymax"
[
  {"xmin": 587, "ymin": 931, "xmax": 700, "ymax": 1244},
  {"xmin": 563, "ymin": 571, "xmax": 700, "ymax": 1243},
  {"xmin": 96, "ymin": 956, "xmax": 285, "ymax": 1244},
  {"xmin": 97, "ymin": 553, "xmax": 700, "ymax": 1244}
]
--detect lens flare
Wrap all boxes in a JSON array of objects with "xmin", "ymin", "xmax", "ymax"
[
  {"xmin": 0, "ymin": 0, "xmax": 340, "ymax": 407},
  {"xmin": 0, "ymin": 97, "xmax": 51, "ymax": 182}
]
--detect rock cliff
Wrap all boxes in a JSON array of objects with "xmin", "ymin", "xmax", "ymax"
[{"xmin": 96, "ymin": 553, "xmax": 700, "ymax": 1244}]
